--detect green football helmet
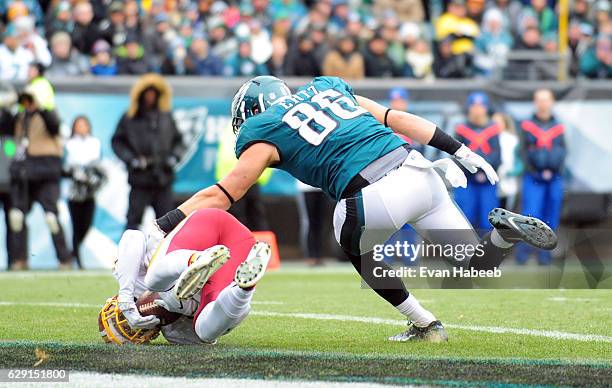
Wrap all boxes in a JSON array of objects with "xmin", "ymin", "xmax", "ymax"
[{"xmin": 230, "ymin": 76, "xmax": 291, "ymax": 134}]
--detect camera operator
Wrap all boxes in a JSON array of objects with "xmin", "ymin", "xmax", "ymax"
[{"xmin": 9, "ymin": 85, "xmax": 70, "ymax": 270}]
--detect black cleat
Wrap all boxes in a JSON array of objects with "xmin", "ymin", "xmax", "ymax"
[
  {"xmin": 488, "ymin": 208, "xmax": 557, "ymax": 250},
  {"xmin": 388, "ymin": 320, "xmax": 448, "ymax": 342}
]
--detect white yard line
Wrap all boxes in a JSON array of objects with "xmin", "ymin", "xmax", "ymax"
[
  {"xmin": 13, "ymin": 373, "xmax": 394, "ymax": 388},
  {"xmin": 2, "ymin": 300, "xmax": 610, "ymax": 343},
  {"xmin": 547, "ymin": 297, "xmax": 600, "ymax": 302}
]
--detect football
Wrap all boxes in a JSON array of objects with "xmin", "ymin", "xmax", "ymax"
[{"xmin": 136, "ymin": 291, "xmax": 182, "ymax": 326}]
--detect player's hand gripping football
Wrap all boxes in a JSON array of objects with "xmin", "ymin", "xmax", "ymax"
[
  {"xmin": 118, "ymin": 299, "xmax": 161, "ymax": 329},
  {"xmin": 453, "ymin": 144, "xmax": 499, "ymax": 185}
]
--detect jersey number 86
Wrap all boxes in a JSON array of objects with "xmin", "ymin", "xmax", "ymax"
[{"xmin": 282, "ymin": 89, "xmax": 367, "ymax": 146}]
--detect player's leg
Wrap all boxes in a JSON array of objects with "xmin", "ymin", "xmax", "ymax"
[
  {"xmin": 36, "ymin": 180, "xmax": 71, "ymax": 266},
  {"xmin": 193, "ymin": 241, "xmax": 271, "ymax": 343},
  {"xmin": 334, "ymin": 166, "xmax": 444, "ymax": 341},
  {"xmin": 144, "ymin": 209, "xmax": 233, "ymax": 293}
]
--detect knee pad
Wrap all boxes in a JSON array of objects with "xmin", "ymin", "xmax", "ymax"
[
  {"xmin": 8, "ymin": 209, "xmax": 24, "ymax": 232},
  {"xmin": 45, "ymin": 212, "xmax": 60, "ymax": 234}
]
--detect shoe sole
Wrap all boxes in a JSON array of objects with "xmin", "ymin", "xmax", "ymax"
[
  {"xmin": 234, "ymin": 242, "xmax": 271, "ymax": 289},
  {"xmin": 488, "ymin": 208, "xmax": 558, "ymax": 250},
  {"xmin": 175, "ymin": 245, "xmax": 230, "ymax": 300}
]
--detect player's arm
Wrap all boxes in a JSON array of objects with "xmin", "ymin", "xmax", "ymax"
[
  {"xmin": 355, "ymin": 95, "xmax": 438, "ymax": 145},
  {"xmin": 115, "ymin": 230, "xmax": 160, "ymax": 329},
  {"xmin": 355, "ymin": 95, "xmax": 499, "ymax": 184},
  {"xmin": 157, "ymin": 142, "xmax": 277, "ymax": 227}
]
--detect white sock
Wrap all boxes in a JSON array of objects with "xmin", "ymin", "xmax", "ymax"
[
  {"xmin": 491, "ymin": 229, "xmax": 513, "ymax": 249},
  {"xmin": 194, "ymin": 284, "xmax": 253, "ymax": 342},
  {"xmin": 395, "ymin": 294, "xmax": 436, "ymax": 327},
  {"xmin": 144, "ymin": 249, "xmax": 197, "ymax": 291}
]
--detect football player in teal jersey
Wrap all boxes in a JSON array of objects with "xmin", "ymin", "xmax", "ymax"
[{"xmin": 152, "ymin": 76, "xmax": 557, "ymax": 342}]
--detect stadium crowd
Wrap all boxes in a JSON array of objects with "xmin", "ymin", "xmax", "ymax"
[{"xmin": 0, "ymin": 0, "xmax": 610, "ymax": 80}]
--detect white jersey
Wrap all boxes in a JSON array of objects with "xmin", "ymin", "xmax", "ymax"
[
  {"xmin": 113, "ymin": 230, "xmax": 201, "ymax": 344},
  {"xmin": 0, "ymin": 45, "xmax": 34, "ymax": 81}
]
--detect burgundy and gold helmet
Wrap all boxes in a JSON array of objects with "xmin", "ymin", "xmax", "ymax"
[{"xmin": 98, "ymin": 296, "xmax": 160, "ymax": 345}]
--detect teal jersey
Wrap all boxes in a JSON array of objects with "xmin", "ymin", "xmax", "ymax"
[{"xmin": 235, "ymin": 77, "xmax": 406, "ymax": 200}]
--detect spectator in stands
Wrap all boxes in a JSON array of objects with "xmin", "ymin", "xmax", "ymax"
[
  {"xmin": 380, "ymin": 14, "xmax": 405, "ymax": 73},
  {"xmin": 71, "ymin": 1, "xmax": 102, "ymax": 55},
  {"xmin": 493, "ymin": 112, "xmax": 521, "ymax": 210},
  {"xmin": 321, "ymin": 34, "xmax": 364, "ymax": 80},
  {"xmin": 285, "ymin": 34, "xmax": 320, "ymax": 77},
  {"xmin": 47, "ymin": 32, "xmax": 89, "ymax": 76},
  {"xmin": 208, "ymin": 17, "xmax": 237, "ymax": 60},
  {"xmin": 185, "ymin": 35, "xmax": 223, "ymax": 76},
  {"xmin": 474, "ymin": 8, "xmax": 513, "ymax": 77},
  {"xmin": 435, "ymin": 0, "xmax": 480, "ymax": 56},
  {"xmin": 568, "ymin": 21, "xmax": 593, "ymax": 76},
  {"xmin": 580, "ymin": 34, "xmax": 612, "ymax": 78},
  {"xmin": 116, "ymin": 34, "xmax": 148, "ymax": 75},
  {"xmin": 453, "ymin": 92, "xmax": 501, "ymax": 230},
  {"xmin": 487, "ymin": 0, "xmax": 524, "ymax": 37},
  {"xmin": 249, "ymin": 19, "xmax": 273, "ymax": 66},
  {"xmin": 521, "ymin": 0, "xmax": 556, "ymax": 37},
  {"xmin": 143, "ymin": 13, "xmax": 173, "ymax": 73},
  {"xmin": 515, "ymin": 25, "xmax": 543, "ymax": 50},
  {"xmin": 64, "ymin": 115, "xmax": 105, "ymax": 269},
  {"xmin": 363, "ymin": 32, "xmax": 397, "ymax": 77},
  {"xmin": 594, "ymin": 0, "xmax": 611, "ymax": 32},
  {"xmin": 570, "ymin": 0, "xmax": 591, "ymax": 25},
  {"xmin": 0, "ymin": 24, "xmax": 33, "ymax": 82},
  {"xmin": 517, "ymin": 89, "xmax": 566, "ymax": 265},
  {"xmin": 10, "ymin": 85, "xmax": 71, "ymax": 270},
  {"xmin": 405, "ymin": 38, "xmax": 434, "ymax": 79},
  {"xmin": 90, "ymin": 39, "xmax": 117, "ymax": 76},
  {"xmin": 373, "ymin": 0, "xmax": 425, "ymax": 23},
  {"xmin": 223, "ymin": 39, "xmax": 268, "ymax": 77},
  {"xmin": 2, "ymin": 0, "xmax": 43, "ymax": 25},
  {"xmin": 434, "ymin": 36, "xmax": 475, "ymax": 78},
  {"xmin": 111, "ymin": 74, "xmax": 185, "ymax": 230},
  {"xmin": 466, "ymin": 0, "xmax": 487, "ymax": 24},
  {"xmin": 44, "ymin": 1, "xmax": 73, "ymax": 40},
  {"xmin": 14, "ymin": 16, "xmax": 51, "ymax": 68},
  {"xmin": 266, "ymin": 35, "xmax": 288, "ymax": 77},
  {"xmin": 99, "ymin": 1, "xmax": 128, "ymax": 48}
]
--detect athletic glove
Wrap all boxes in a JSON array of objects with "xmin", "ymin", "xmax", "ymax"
[
  {"xmin": 118, "ymin": 300, "xmax": 160, "ymax": 329},
  {"xmin": 453, "ymin": 145, "xmax": 499, "ymax": 185},
  {"xmin": 431, "ymin": 159, "xmax": 467, "ymax": 188}
]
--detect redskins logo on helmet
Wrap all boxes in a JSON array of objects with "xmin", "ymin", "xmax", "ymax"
[{"xmin": 98, "ymin": 296, "xmax": 160, "ymax": 345}]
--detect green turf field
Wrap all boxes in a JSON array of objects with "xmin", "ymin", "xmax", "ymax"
[{"xmin": 0, "ymin": 267, "xmax": 610, "ymax": 387}]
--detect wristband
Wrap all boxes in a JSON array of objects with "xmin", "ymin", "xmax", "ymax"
[
  {"xmin": 384, "ymin": 108, "xmax": 392, "ymax": 127},
  {"xmin": 428, "ymin": 127, "xmax": 462, "ymax": 155},
  {"xmin": 155, "ymin": 208, "xmax": 186, "ymax": 235}
]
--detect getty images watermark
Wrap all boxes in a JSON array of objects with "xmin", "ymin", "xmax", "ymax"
[{"xmin": 370, "ymin": 240, "xmax": 502, "ymax": 279}]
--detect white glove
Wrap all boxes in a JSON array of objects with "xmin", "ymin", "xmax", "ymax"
[
  {"xmin": 453, "ymin": 144, "xmax": 499, "ymax": 185},
  {"xmin": 431, "ymin": 159, "xmax": 467, "ymax": 188},
  {"xmin": 118, "ymin": 301, "xmax": 161, "ymax": 329}
]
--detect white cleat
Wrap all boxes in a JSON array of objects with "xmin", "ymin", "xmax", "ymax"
[
  {"xmin": 174, "ymin": 245, "xmax": 230, "ymax": 300},
  {"xmin": 234, "ymin": 242, "xmax": 271, "ymax": 289}
]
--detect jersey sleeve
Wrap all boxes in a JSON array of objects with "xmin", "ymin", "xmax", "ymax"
[
  {"xmin": 234, "ymin": 112, "xmax": 283, "ymax": 159},
  {"xmin": 313, "ymin": 76, "xmax": 355, "ymax": 96},
  {"xmin": 113, "ymin": 230, "xmax": 146, "ymax": 303}
]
